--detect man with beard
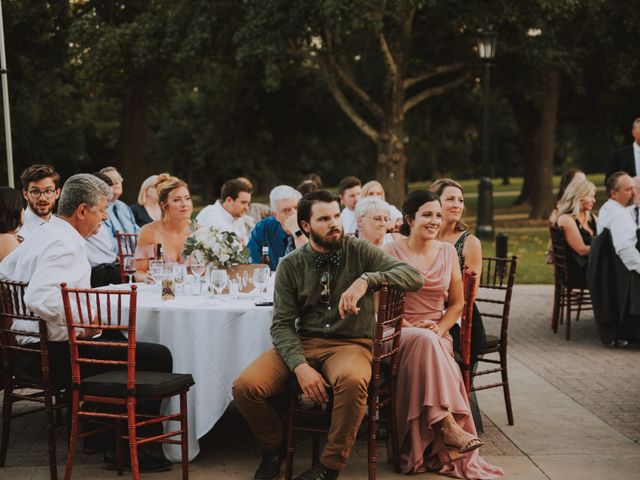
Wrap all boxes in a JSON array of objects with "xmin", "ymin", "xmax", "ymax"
[
  {"xmin": 233, "ymin": 190, "xmax": 423, "ymax": 480},
  {"xmin": 18, "ymin": 164, "xmax": 61, "ymax": 240}
]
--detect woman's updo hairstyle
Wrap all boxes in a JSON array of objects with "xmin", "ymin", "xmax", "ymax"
[
  {"xmin": 154, "ymin": 173, "xmax": 188, "ymax": 215},
  {"xmin": 400, "ymin": 190, "xmax": 440, "ymax": 236}
]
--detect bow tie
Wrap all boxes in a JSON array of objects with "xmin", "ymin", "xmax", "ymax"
[{"xmin": 313, "ymin": 249, "xmax": 343, "ymax": 269}]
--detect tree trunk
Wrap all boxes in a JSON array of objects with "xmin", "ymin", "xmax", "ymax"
[
  {"xmin": 510, "ymin": 96, "xmax": 539, "ymax": 206},
  {"xmin": 529, "ymin": 71, "xmax": 561, "ymax": 219},
  {"xmin": 377, "ymin": 119, "xmax": 407, "ymax": 207},
  {"xmin": 118, "ymin": 83, "xmax": 149, "ymax": 204}
]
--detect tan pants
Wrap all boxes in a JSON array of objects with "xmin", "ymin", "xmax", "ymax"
[{"xmin": 232, "ymin": 337, "xmax": 372, "ymax": 470}]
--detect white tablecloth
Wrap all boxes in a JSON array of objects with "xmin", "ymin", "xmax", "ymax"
[{"xmin": 111, "ymin": 284, "xmax": 273, "ymax": 461}]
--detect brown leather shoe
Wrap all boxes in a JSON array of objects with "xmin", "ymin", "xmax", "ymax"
[
  {"xmin": 293, "ymin": 463, "xmax": 339, "ymax": 480},
  {"xmin": 254, "ymin": 443, "xmax": 286, "ymax": 480}
]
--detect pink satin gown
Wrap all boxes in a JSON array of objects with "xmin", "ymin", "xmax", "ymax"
[{"xmin": 384, "ymin": 241, "xmax": 503, "ymax": 479}]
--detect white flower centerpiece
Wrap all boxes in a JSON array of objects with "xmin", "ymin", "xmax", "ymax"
[{"xmin": 183, "ymin": 225, "xmax": 250, "ymax": 268}]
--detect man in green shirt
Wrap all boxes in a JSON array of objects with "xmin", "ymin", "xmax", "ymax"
[{"xmin": 233, "ymin": 190, "xmax": 423, "ymax": 480}]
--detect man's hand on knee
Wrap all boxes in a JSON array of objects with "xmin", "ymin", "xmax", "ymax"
[{"xmin": 293, "ymin": 363, "xmax": 330, "ymax": 405}]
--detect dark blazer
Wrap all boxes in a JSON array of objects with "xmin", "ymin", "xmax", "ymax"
[
  {"xmin": 587, "ymin": 228, "xmax": 640, "ymax": 344},
  {"xmin": 605, "ymin": 144, "xmax": 636, "ymax": 182}
]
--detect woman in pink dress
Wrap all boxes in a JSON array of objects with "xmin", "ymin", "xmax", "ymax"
[{"xmin": 383, "ymin": 190, "xmax": 502, "ymax": 479}]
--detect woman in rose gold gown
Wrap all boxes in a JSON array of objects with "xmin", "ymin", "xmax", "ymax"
[{"xmin": 383, "ymin": 190, "xmax": 502, "ymax": 479}]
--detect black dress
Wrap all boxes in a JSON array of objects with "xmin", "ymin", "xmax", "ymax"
[
  {"xmin": 129, "ymin": 203, "xmax": 154, "ymax": 227},
  {"xmin": 566, "ymin": 217, "xmax": 596, "ymax": 289},
  {"xmin": 449, "ymin": 231, "xmax": 486, "ymax": 370}
]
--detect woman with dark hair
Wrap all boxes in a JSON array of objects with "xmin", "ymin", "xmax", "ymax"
[
  {"xmin": 383, "ymin": 190, "xmax": 502, "ymax": 478},
  {"xmin": 430, "ymin": 178, "xmax": 486, "ymax": 373},
  {"xmin": 0, "ymin": 187, "xmax": 25, "ymax": 261}
]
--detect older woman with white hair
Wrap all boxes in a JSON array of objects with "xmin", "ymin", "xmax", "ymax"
[
  {"xmin": 129, "ymin": 174, "xmax": 161, "ymax": 227},
  {"xmin": 247, "ymin": 184, "xmax": 307, "ymax": 270},
  {"xmin": 355, "ymin": 196, "xmax": 401, "ymax": 246}
]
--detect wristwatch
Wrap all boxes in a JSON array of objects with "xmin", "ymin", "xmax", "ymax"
[
  {"xmin": 360, "ymin": 272, "xmax": 370, "ymax": 284},
  {"xmin": 294, "ymin": 229, "xmax": 304, "ymax": 238}
]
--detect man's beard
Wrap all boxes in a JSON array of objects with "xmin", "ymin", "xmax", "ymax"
[
  {"xmin": 28, "ymin": 199, "xmax": 54, "ymax": 218},
  {"xmin": 310, "ymin": 226, "xmax": 343, "ymax": 251}
]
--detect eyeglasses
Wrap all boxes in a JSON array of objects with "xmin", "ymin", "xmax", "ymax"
[
  {"xmin": 320, "ymin": 271, "xmax": 330, "ymax": 303},
  {"xmin": 367, "ymin": 215, "xmax": 390, "ymax": 223},
  {"xmin": 27, "ymin": 188, "xmax": 57, "ymax": 199}
]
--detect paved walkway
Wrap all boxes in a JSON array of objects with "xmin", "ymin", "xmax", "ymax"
[{"xmin": 2, "ymin": 285, "xmax": 639, "ymax": 479}]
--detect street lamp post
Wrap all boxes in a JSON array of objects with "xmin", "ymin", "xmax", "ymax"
[{"xmin": 475, "ymin": 30, "xmax": 497, "ymax": 241}]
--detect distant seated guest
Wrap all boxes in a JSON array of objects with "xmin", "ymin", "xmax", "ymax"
[
  {"xmin": 135, "ymin": 174, "xmax": 192, "ymax": 277},
  {"xmin": 196, "ymin": 178, "xmax": 252, "ymax": 244},
  {"xmin": 99, "ymin": 166, "xmax": 140, "ymax": 236},
  {"xmin": 597, "ymin": 172, "xmax": 640, "ymax": 274},
  {"xmin": 338, "ymin": 176, "xmax": 362, "ymax": 236},
  {"xmin": 549, "ymin": 179, "xmax": 597, "ymax": 288},
  {"xmin": 361, "ymin": 180, "xmax": 403, "ymax": 231},
  {"xmin": 355, "ymin": 197, "xmax": 399, "ymax": 246},
  {"xmin": 0, "ymin": 187, "xmax": 25, "ymax": 262},
  {"xmin": 248, "ymin": 202, "xmax": 271, "ymax": 222},
  {"xmin": 301, "ymin": 172, "xmax": 323, "ymax": 188},
  {"xmin": 296, "ymin": 179, "xmax": 320, "ymax": 196},
  {"xmin": 630, "ymin": 176, "xmax": 640, "ymax": 227},
  {"xmin": 129, "ymin": 174, "xmax": 161, "ymax": 227},
  {"xmin": 18, "ymin": 164, "xmax": 61, "ymax": 240},
  {"xmin": 548, "ymin": 168, "xmax": 586, "ymax": 224},
  {"xmin": 605, "ymin": 117, "xmax": 640, "ymax": 182},
  {"xmin": 248, "ymin": 185, "xmax": 307, "ymax": 270},
  {"xmin": 86, "ymin": 173, "xmax": 122, "ymax": 287}
]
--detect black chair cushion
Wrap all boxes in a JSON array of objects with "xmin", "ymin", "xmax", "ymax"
[
  {"xmin": 481, "ymin": 334, "xmax": 500, "ymax": 352},
  {"xmin": 82, "ymin": 370, "xmax": 194, "ymax": 398}
]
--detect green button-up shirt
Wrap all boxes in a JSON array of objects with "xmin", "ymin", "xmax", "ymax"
[{"xmin": 271, "ymin": 236, "xmax": 424, "ymax": 371}]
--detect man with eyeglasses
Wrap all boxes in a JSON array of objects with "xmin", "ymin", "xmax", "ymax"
[
  {"xmin": 233, "ymin": 190, "xmax": 423, "ymax": 480},
  {"xmin": 18, "ymin": 164, "xmax": 61, "ymax": 240}
]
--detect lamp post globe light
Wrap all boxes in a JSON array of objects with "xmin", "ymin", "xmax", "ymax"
[{"xmin": 475, "ymin": 30, "xmax": 497, "ymax": 241}]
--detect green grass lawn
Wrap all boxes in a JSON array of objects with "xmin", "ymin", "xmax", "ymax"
[{"xmin": 484, "ymin": 227, "xmax": 553, "ymax": 284}]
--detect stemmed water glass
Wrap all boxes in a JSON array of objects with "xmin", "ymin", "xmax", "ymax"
[
  {"xmin": 148, "ymin": 260, "xmax": 165, "ymax": 284},
  {"xmin": 252, "ymin": 266, "xmax": 270, "ymax": 301},
  {"xmin": 188, "ymin": 254, "xmax": 206, "ymax": 295},
  {"xmin": 173, "ymin": 264, "xmax": 188, "ymax": 294},
  {"xmin": 123, "ymin": 257, "xmax": 136, "ymax": 284},
  {"xmin": 209, "ymin": 269, "xmax": 228, "ymax": 299}
]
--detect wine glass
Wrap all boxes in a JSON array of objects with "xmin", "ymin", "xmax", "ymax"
[
  {"xmin": 209, "ymin": 269, "xmax": 228, "ymax": 298},
  {"xmin": 252, "ymin": 266, "xmax": 270, "ymax": 300},
  {"xmin": 148, "ymin": 260, "xmax": 165, "ymax": 284},
  {"xmin": 123, "ymin": 257, "xmax": 136, "ymax": 284},
  {"xmin": 173, "ymin": 264, "xmax": 188, "ymax": 294},
  {"xmin": 188, "ymin": 254, "xmax": 206, "ymax": 295}
]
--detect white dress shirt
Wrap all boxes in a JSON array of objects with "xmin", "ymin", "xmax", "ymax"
[
  {"xmin": 0, "ymin": 216, "xmax": 91, "ymax": 342},
  {"xmin": 86, "ymin": 223, "xmax": 118, "ymax": 266},
  {"xmin": 17, "ymin": 207, "xmax": 50, "ymax": 240},
  {"xmin": 341, "ymin": 207, "xmax": 357, "ymax": 236},
  {"xmin": 196, "ymin": 200, "xmax": 250, "ymax": 243},
  {"xmin": 597, "ymin": 199, "xmax": 640, "ymax": 274},
  {"xmin": 634, "ymin": 142, "xmax": 640, "ymax": 177}
]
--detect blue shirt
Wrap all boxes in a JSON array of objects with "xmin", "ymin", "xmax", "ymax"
[
  {"xmin": 247, "ymin": 216, "xmax": 293, "ymax": 270},
  {"xmin": 105, "ymin": 200, "xmax": 140, "ymax": 246}
]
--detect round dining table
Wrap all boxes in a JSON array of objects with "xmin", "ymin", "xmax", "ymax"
[{"xmin": 109, "ymin": 283, "xmax": 274, "ymax": 462}]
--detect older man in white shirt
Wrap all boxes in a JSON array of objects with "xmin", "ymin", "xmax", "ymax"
[
  {"xmin": 597, "ymin": 172, "xmax": 640, "ymax": 274},
  {"xmin": 0, "ymin": 173, "xmax": 173, "ymax": 471},
  {"xmin": 17, "ymin": 164, "xmax": 61, "ymax": 240},
  {"xmin": 196, "ymin": 178, "xmax": 253, "ymax": 243}
]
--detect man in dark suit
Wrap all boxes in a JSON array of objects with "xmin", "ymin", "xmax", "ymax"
[{"xmin": 606, "ymin": 117, "xmax": 640, "ymax": 182}]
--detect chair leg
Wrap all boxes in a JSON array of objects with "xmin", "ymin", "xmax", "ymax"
[
  {"xmin": 500, "ymin": 350, "xmax": 514, "ymax": 425},
  {"xmin": 116, "ymin": 420, "xmax": 124, "ymax": 476},
  {"xmin": 389, "ymin": 386, "xmax": 400, "ymax": 473},
  {"xmin": 565, "ymin": 289, "xmax": 572, "ymax": 341},
  {"xmin": 44, "ymin": 386, "xmax": 58, "ymax": 480},
  {"xmin": 0, "ymin": 378, "xmax": 13, "ymax": 467},
  {"xmin": 575, "ymin": 289, "xmax": 584, "ymax": 323},
  {"xmin": 368, "ymin": 399, "xmax": 377, "ymax": 480},
  {"xmin": 284, "ymin": 392, "xmax": 296, "ymax": 480},
  {"xmin": 551, "ymin": 281, "xmax": 560, "ymax": 332},
  {"xmin": 311, "ymin": 434, "xmax": 320, "ymax": 467},
  {"xmin": 64, "ymin": 390, "xmax": 80, "ymax": 480},
  {"xmin": 180, "ymin": 391, "xmax": 189, "ymax": 480},
  {"xmin": 127, "ymin": 398, "xmax": 140, "ymax": 480}
]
